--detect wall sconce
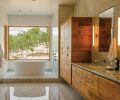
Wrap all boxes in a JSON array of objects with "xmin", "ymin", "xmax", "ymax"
[
  {"xmin": 92, "ymin": 26, "xmax": 95, "ymax": 46},
  {"xmin": 118, "ymin": 18, "xmax": 120, "ymax": 45}
]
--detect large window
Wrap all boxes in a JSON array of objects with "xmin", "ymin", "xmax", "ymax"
[{"xmin": 9, "ymin": 26, "xmax": 49, "ymax": 60}]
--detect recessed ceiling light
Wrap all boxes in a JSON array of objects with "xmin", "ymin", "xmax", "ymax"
[{"xmin": 32, "ymin": 0, "xmax": 36, "ymax": 1}]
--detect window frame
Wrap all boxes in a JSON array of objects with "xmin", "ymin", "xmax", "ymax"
[{"xmin": 8, "ymin": 26, "xmax": 50, "ymax": 60}]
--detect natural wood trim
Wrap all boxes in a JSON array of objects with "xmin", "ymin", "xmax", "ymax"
[
  {"xmin": 4, "ymin": 25, "xmax": 8, "ymax": 59},
  {"xmin": 8, "ymin": 26, "xmax": 51, "ymax": 60}
]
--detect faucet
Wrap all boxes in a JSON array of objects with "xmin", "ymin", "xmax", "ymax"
[
  {"xmin": 94, "ymin": 59, "xmax": 106, "ymax": 63},
  {"xmin": 114, "ymin": 58, "xmax": 119, "ymax": 71},
  {"xmin": 110, "ymin": 58, "xmax": 120, "ymax": 71}
]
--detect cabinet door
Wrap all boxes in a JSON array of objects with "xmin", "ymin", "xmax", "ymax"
[
  {"xmin": 80, "ymin": 82, "xmax": 92, "ymax": 100},
  {"xmin": 99, "ymin": 77, "xmax": 120, "ymax": 100},
  {"xmin": 72, "ymin": 76, "xmax": 81, "ymax": 92},
  {"xmin": 60, "ymin": 52, "xmax": 65, "ymax": 78},
  {"xmin": 76, "ymin": 67, "xmax": 87, "ymax": 82},
  {"xmin": 65, "ymin": 52, "xmax": 71, "ymax": 84},
  {"xmin": 60, "ymin": 24, "xmax": 65, "ymax": 51},
  {"xmin": 65, "ymin": 19, "xmax": 71, "ymax": 51},
  {"xmin": 86, "ymin": 72, "xmax": 100, "ymax": 100}
]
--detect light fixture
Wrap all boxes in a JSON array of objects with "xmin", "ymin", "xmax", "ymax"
[
  {"xmin": 92, "ymin": 26, "xmax": 95, "ymax": 46},
  {"xmin": 118, "ymin": 18, "xmax": 120, "ymax": 45}
]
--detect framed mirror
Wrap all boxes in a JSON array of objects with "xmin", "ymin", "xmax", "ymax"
[{"xmin": 99, "ymin": 7, "xmax": 114, "ymax": 52}]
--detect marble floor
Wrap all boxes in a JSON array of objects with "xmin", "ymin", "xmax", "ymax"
[
  {"xmin": 0, "ymin": 83, "xmax": 84, "ymax": 100},
  {"xmin": 3, "ymin": 70, "xmax": 58, "ymax": 79}
]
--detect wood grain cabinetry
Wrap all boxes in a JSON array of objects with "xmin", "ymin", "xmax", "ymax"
[
  {"xmin": 72, "ymin": 65, "xmax": 100, "ymax": 100},
  {"xmin": 72, "ymin": 65, "xmax": 120, "ymax": 100},
  {"xmin": 86, "ymin": 72, "xmax": 100, "ymax": 100},
  {"xmin": 99, "ymin": 77, "xmax": 120, "ymax": 100},
  {"xmin": 60, "ymin": 17, "xmax": 92, "ymax": 84}
]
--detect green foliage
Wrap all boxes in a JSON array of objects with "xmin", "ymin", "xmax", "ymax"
[{"xmin": 9, "ymin": 27, "xmax": 49, "ymax": 52}]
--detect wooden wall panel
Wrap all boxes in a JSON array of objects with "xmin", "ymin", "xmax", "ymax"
[{"xmin": 72, "ymin": 17, "xmax": 92, "ymax": 62}]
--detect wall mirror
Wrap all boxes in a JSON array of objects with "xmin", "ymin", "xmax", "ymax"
[{"xmin": 99, "ymin": 7, "xmax": 114, "ymax": 52}]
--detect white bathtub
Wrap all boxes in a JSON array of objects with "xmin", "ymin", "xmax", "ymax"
[{"xmin": 9, "ymin": 60, "xmax": 50, "ymax": 76}]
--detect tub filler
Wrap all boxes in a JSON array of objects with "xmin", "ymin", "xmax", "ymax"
[{"xmin": 10, "ymin": 60, "xmax": 50, "ymax": 76}]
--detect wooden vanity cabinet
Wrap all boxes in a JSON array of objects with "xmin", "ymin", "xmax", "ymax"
[
  {"xmin": 72, "ymin": 65, "xmax": 100, "ymax": 100},
  {"xmin": 72, "ymin": 65, "xmax": 120, "ymax": 100},
  {"xmin": 72, "ymin": 65, "xmax": 92, "ymax": 100},
  {"xmin": 86, "ymin": 72, "xmax": 100, "ymax": 100},
  {"xmin": 60, "ymin": 17, "xmax": 92, "ymax": 84},
  {"xmin": 99, "ymin": 77, "xmax": 120, "ymax": 100}
]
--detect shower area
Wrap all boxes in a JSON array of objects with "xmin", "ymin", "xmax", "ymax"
[{"xmin": 4, "ymin": 26, "xmax": 59, "ymax": 79}]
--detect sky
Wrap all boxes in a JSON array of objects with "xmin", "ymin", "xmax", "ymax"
[{"xmin": 9, "ymin": 27, "xmax": 48, "ymax": 36}]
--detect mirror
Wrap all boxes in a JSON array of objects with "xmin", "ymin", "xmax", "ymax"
[{"xmin": 99, "ymin": 7, "xmax": 114, "ymax": 52}]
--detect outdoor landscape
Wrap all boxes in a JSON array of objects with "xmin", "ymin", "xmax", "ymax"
[{"xmin": 9, "ymin": 27, "xmax": 49, "ymax": 60}]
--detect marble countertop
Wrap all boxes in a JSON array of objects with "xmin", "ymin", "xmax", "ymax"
[{"xmin": 72, "ymin": 63, "xmax": 120, "ymax": 84}]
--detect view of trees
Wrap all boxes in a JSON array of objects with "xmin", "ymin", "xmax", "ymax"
[{"xmin": 9, "ymin": 27, "xmax": 49, "ymax": 59}]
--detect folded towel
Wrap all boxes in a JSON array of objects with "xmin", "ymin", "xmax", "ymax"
[{"xmin": 108, "ymin": 38, "xmax": 117, "ymax": 62}]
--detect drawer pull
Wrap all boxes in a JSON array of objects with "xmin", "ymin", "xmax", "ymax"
[
  {"xmin": 67, "ymin": 47, "xmax": 69, "ymax": 50},
  {"xmin": 75, "ymin": 79, "xmax": 81, "ymax": 83}
]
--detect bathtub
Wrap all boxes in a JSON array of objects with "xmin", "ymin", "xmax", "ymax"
[{"xmin": 9, "ymin": 60, "xmax": 51, "ymax": 76}]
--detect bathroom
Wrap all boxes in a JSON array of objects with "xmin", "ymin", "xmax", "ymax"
[{"xmin": 0, "ymin": 0, "xmax": 120, "ymax": 100}]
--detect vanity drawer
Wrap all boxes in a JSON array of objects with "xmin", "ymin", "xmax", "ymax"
[
  {"xmin": 76, "ymin": 67, "xmax": 87, "ymax": 82},
  {"xmin": 99, "ymin": 77, "xmax": 120, "ymax": 100},
  {"xmin": 81, "ymin": 82, "xmax": 92, "ymax": 100},
  {"xmin": 87, "ymin": 71, "xmax": 99, "ymax": 85},
  {"xmin": 72, "ymin": 76, "xmax": 81, "ymax": 92}
]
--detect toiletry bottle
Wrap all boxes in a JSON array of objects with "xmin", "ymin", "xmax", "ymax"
[{"xmin": 115, "ymin": 58, "xmax": 119, "ymax": 71}]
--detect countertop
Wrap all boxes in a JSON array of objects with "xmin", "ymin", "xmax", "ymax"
[{"xmin": 72, "ymin": 63, "xmax": 120, "ymax": 84}]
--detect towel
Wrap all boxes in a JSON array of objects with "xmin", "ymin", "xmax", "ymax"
[{"xmin": 108, "ymin": 38, "xmax": 117, "ymax": 62}]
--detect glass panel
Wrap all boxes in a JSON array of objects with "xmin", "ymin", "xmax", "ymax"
[{"xmin": 9, "ymin": 27, "xmax": 50, "ymax": 60}]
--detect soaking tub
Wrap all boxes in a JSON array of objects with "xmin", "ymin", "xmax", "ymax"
[{"xmin": 9, "ymin": 60, "xmax": 50, "ymax": 76}]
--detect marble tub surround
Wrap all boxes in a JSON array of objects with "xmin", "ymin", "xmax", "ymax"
[
  {"xmin": 0, "ymin": 83, "xmax": 84, "ymax": 100},
  {"xmin": 72, "ymin": 63, "xmax": 120, "ymax": 84}
]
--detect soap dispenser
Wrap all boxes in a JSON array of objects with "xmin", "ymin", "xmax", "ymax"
[{"xmin": 115, "ymin": 58, "xmax": 120, "ymax": 71}]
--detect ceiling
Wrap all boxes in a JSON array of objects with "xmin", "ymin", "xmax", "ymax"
[
  {"xmin": 99, "ymin": 7, "xmax": 114, "ymax": 17},
  {"xmin": 6, "ymin": 0, "xmax": 77, "ymax": 15}
]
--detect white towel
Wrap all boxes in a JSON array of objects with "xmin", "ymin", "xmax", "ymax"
[{"xmin": 108, "ymin": 38, "xmax": 117, "ymax": 62}]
